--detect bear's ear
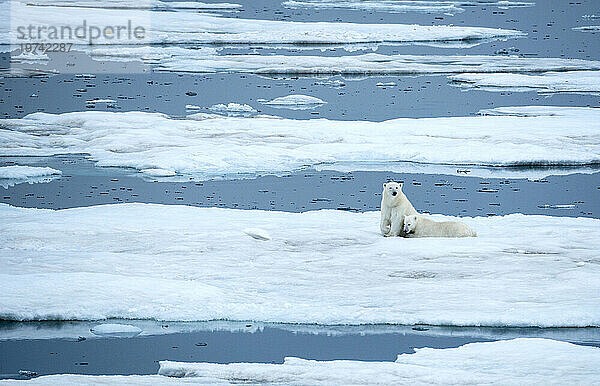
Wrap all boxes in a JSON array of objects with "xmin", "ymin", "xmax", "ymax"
[
  {"xmin": 383, "ymin": 183, "xmax": 387, "ymax": 188},
  {"xmin": 399, "ymin": 182, "xmax": 403, "ymax": 188}
]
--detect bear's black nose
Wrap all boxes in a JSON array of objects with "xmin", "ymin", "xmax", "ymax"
[{"xmin": 392, "ymin": 192, "xmax": 397, "ymax": 196}]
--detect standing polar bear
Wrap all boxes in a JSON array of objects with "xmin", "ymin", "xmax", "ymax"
[
  {"xmin": 380, "ymin": 182, "xmax": 418, "ymax": 237},
  {"xmin": 403, "ymin": 214, "xmax": 477, "ymax": 238}
]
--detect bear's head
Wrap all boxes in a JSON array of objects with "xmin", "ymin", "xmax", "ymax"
[
  {"xmin": 382, "ymin": 181, "xmax": 403, "ymax": 202},
  {"xmin": 403, "ymin": 214, "xmax": 418, "ymax": 234}
]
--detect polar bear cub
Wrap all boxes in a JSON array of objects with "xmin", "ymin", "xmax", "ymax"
[
  {"xmin": 403, "ymin": 214, "xmax": 476, "ymax": 238},
  {"xmin": 380, "ymin": 182, "xmax": 418, "ymax": 237}
]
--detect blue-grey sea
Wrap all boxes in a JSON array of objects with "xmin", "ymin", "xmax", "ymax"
[{"xmin": 1, "ymin": 0, "xmax": 599, "ymax": 379}]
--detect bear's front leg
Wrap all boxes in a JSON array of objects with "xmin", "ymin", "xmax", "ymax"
[
  {"xmin": 380, "ymin": 218, "xmax": 391, "ymax": 236},
  {"xmin": 389, "ymin": 216, "xmax": 405, "ymax": 237}
]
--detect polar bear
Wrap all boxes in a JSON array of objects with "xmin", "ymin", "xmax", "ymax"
[
  {"xmin": 403, "ymin": 214, "xmax": 476, "ymax": 238},
  {"xmin": 380, "ymin": 182, "xmax": 418, "ymax": 237}
]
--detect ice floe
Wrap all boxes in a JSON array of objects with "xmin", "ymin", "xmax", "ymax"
[
  {"xmin": 450, "ymin": 70, "xmax": 600, "ymax": 94},
  {"xmin": 17, "ymin": 0, "xmax": 242, "ymax": 11},
  {"xmin": 283, "ymin": 0, "xmax": 535, "ymax": 14},
  {"xmin": 90, "ymin": 323, "xmax": 142, "ymax": 337},
  {"xmin": 2, "ymin": 1, "xmax": 523, "ymax": 46},
  {"xmin": 0, "ymin": 165, "xmax": 61, "ymax": 188},
  {"xmin": 92, "ymin": 48, "xmax": 600, "ymax": 75},
  {"xmin": 260, "ymin": 94, "xmax": 326, "ymax": 110},
  {"xmin": 156, "ymin": 339, "xmax": 599, "ymax": 384},
  {"xmin": 0, "ymin": 203, "xmax": 598, "ymax": 326},
  {"xmin": 478, "ymin": 105, "xmax": 599, "ymax": 117},
  {"xmin": 0, "ymin": 107, "xmax": 598, "ymax": 179}
]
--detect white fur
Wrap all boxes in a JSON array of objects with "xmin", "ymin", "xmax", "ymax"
[
  {"xmin": 403, "ymin": 214, "xmax": 477, "ymax": 238},
  {"xmin": 380, "ymin": 182, "xmax": 418, "ymax": 237}
]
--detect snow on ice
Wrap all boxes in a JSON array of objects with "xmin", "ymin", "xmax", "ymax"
[
  {"xmin": 0, "ymin": 203, "xmax": 598, "ymax": 326},
  {"xmin": 158, "ymin": 339, "xmax": 599, "ymax": 384},
  {"xmin": 0, "ymin": 107, "xmax": 598, "ymax": 179},
  {"xmin": 1, "ymin": 1, "xmax": 523, "ymax": 46},
  {"xmin": 0, "ymin": 165, "xmax": 61, "ymax": 180}
]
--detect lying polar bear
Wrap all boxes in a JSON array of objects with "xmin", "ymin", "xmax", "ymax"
[
  {"xmin": 403, "ymin": 214, "xmax": 477, "ymax": 238},
  {"xmin": 380, "ymin": 181, "xmax": 418, "ymax": 237}
]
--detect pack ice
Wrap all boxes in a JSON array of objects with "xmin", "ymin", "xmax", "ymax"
[
  {"xmin": 2, "ymin": 1, "xmax": 523, "ymax": 46},
  {"xmin": 283, "ymin": 0, "xmax": 535, "ymax": 14},
  {"xmin": 0, "ymin": 203, "xmax": 598, "ymax": 326},
  {"xmin": 19, "ymin": 0, "xmax": 243, "ymax": 10},
  {"xmin": 90, "ymin": 47, "xmax": 600, "ymax": 74},
  {"xmin": 0, "ymin": 106, "xmax": 598, "ymax": 179}
]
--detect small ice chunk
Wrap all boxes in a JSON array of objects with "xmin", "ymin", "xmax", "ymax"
[
  {"xmin": 90, "ymin": 323, "xmax": 142, "ymax": 337},
  {"xmin": 86, "ymin": 99, "xmax": 116, "ymax": 104},
  {"xmin": 572, "ymin": 26, "xmax": 600, "ymax": 32},
  {"xmin": 243, "ymin": 228, "xmax": 271, "ymax": 241},
  {"xmin": 208, "ymin": 103, "xmax": 257, "ymax": 115},
  {"xmin": 261, "ymin": 94, "xmax": 326, "ymax": 110}
]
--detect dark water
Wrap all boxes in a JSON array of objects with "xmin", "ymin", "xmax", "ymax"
[
  {"xmin": 1, "ymin": 0, "xmax": 599, "ymax": 121},
  {"xmin": 2, "ymin": 70, "xmax": 600, "ymax": 121},
  {"xmin": 1, "ymin": 321, "xmax": 599, "ymax": 378},
  {"xmin": 1, "ymin": 156, "xmax": 599, "ymax": 217},
  {"xmin": 0, "ymin": 327, "xmax": 487, "ymax": 376},
  {"xmin": 224, "ymin": 0, "xmax": 600, "ymax": 60}
]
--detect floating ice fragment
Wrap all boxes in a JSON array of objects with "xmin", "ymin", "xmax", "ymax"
[
  {"xmin": 86, "ymin": 99, "xmax": 116, "ymax": 104},
  {"xmin": 450, "ymin": 71, "xmax": 600, "ymax": 94},
  {"xmin": 572, "ymin": 26, "xmax": 600, "ymax": 32},
  {"xmin": 208, "ymin": 103, "xmax": 257, "ymax": 115}
]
